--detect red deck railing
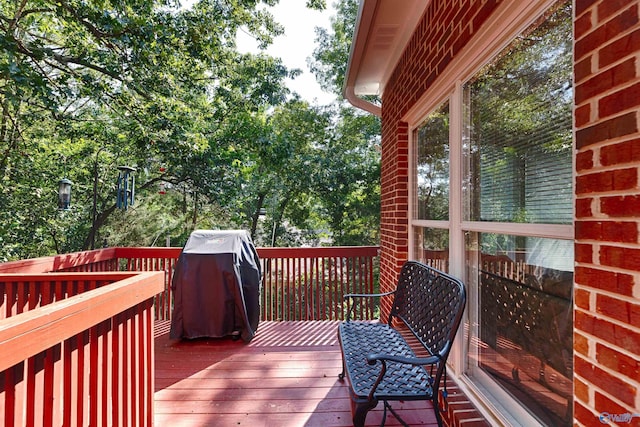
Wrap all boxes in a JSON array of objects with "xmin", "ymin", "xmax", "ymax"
[
  {"xmin": 0, "ymin": 271, "xmax": 164, "ymax": 427},
  {"xmin": 0, "ymin": 246, "xmax": 380, "ymax": 321},
  {"xmin": 258, "ymin": 246, "xmax": 379, "ymax": 321},
  {"xmin": 111, "ymin": 246, "xmax": 380, "ymax": 321},
  {"xmin": 0, "ymin": 245, "xmax": 378, "ymax": 426}
]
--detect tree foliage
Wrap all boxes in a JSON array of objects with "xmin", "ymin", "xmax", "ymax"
[
  {"xmin": 307, "ymin": 0, "xmax": 381, "ymax": 246},
  {"xmin": 308, "ymin": 0, "xmax": 355, "ymax": 95},
  {"xmin": 0, "ymin": 0, "xmax": 381, "ymax": 259}
]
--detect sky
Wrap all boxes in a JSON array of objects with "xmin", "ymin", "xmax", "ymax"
[{"xmin": 235, "ymin": 0, "xmax": 338, "ymax": 105}]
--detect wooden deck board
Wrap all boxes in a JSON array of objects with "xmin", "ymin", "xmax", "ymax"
[{"xmin": 154, "ymin": 320, "xmax": 439, "ymax": 427}]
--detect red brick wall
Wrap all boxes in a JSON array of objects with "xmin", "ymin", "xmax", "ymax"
[
  {"xmin": 379, "ymin": 120, "xmax": 409, "ymax": 318},
  {"xmin": 573, "ymin": 0, "xmax": 640, "ymax": 424}
]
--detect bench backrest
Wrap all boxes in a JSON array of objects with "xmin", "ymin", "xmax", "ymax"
[{"xmin": 389, "ymin": 261, "xmax": 466, "ymax": 361}]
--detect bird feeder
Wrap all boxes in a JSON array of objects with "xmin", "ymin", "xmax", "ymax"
[
  {"xmin": 116, "ymin": 166, "xmax": 136, "ymax": 209},
  {"xmin": 58, "ymin": 178, "xmax": 72, "ymax": 210}
]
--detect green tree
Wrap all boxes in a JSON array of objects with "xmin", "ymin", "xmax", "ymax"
[
  {"xmin": 0, "ymin": 0, "xmax": 381, "ymax": 259},
  {"xmin": 309, "ymin": 0, "xmax": 381, "ymax": 246},
  {"xmin": 223, "ymin": 99, "xmax": 328, "ymax": 246},
  {"xmin": 313, "ymin": 104, "xmax": 380, "ymax": 245},
  {"xmin": 309, "ymin": 0, "xmax": 356, "ymax": 96},
  {"xmin": 0, "ymin": 0, "xmax": 296, "ymax": 258}
]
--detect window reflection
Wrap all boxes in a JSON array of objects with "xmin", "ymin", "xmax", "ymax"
[
  {"xmin": 414, "ymin": 102, "xmax": 450, "ymax": 221},
  {"xmin": 467, "ymin": 232, "xmax": 573, "ymax": 425},
  {"xmin": 413, "ymin": 227, "xmax": 449, "ymax": 272}
]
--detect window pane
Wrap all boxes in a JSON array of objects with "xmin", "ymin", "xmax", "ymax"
[
  {"xmin": 463, "ymin": 3, "xmax": 572, "ymax": 224},
  {"xmin": 414, "ymin": 102, "xmax": 449, "ymax": 220},
  {"xmin": 413, "ymin": 227, "xmax": 449, "ymax": 272},
  {"xmin": 466, "ymin": 232, "xmax": 573, "ymax": 425}
]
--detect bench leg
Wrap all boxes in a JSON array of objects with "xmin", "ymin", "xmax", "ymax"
[
  {"xmin": 337, "ymin": 329, "xmax": 347, "ymax": 380},
  {"xmin": 353, "ymin": 404, "xmax": 371, "ymax": 427},
  {"xmin": 433, "ymin": 393, "xmax": 444, "ymax": 427},
  {"xmin": 350, "ymin": 395, "xmax": 377, "ymax": 427}
]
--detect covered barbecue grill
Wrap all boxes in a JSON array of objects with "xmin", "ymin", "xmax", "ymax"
[{"xmin": 169, "ymin": 230, "xmax": 261, "ymax": 341}]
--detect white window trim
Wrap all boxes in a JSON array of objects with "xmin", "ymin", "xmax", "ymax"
[{"xmin": 406, "ymin": 1, "xmax": 573, "ymax": 426}]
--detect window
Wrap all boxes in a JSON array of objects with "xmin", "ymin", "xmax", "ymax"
[
  {"xmin": 409, "ymin": 1, "xmax": 573, "ymax": 425},
  {"xmin": 463, "ymin": 6, "xmax": 573, "ymax": 423},
  {"xmin": 465, "ymin": 232, "xmax": 573, "ymax": 425},
  {"xmin": 412, "ymin": 102, "xmax": 450, "ymax": 271},
  {"xmin": 414, "ymin": 102, "xmax": 450, "ymax": 221},
  {"xmin": 463, "ymin": 5, "xmax": 573, "ymax": 225}
]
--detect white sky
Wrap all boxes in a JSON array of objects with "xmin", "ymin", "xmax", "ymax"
[{"xmin": 235, "ymin": 0, "xmax": 337, "ymax": 105}]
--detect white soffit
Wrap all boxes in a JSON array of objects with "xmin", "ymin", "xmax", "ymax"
[{"xmin": 349, "ymin": 0, "xmax": 428, "ymax": 96}]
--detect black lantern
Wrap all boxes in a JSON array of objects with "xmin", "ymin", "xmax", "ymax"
[
  {"xmin": 58, "ymin": 178, "xmax": 72, "ymax": 210},
  {"xmin": 116, "ymin": 166, "xmax": 136, "ymax": 210}
]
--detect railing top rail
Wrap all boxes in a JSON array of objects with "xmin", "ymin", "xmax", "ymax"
[
  {"xmin": 257, "ymin": 246, "xmax": 380, "ymax": 258},
  {"xmin": 115, "ymin": 246, "xmax": 380, "ymax": 258},
  {"xmin": 0, "ymin": 248, "xmax": 118, "ymax": 273},
  {"xmin": 0, "ymin": 272, "xmax": 139, "ymax": 281},
  {"xmin": 0, "ymin": 271, "xmax": 164, "ymax": 371},
  {"xmin": 113, "ymin": 247, "xmax": 183, "ymax": 258},
  {"xmin": 0, "ymin": 246, "xmax": 381, "ymax": 274}
]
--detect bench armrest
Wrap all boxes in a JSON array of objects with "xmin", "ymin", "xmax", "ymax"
[
  {"xmin": 344, "ymin": 291, "xmax": 395, "ymax": 321},
  {"xmin": 344, "ymin": 291, "xmax": 396, "ymax": 299},
  {"xmin": 367, "ymin": 353, "xmax": 441, "ymax": 366}
]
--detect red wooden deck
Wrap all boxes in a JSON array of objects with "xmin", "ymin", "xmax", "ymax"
[{"xmin": 154, "ymin": 320, "xmax": 440, "ymax": 427}]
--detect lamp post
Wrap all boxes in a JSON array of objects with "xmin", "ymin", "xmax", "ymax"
[
  {"xmin": 116, "ymin": 166, "xmax": 136, "ymax": 210},
  {"xmin": 58, "ymin": 178, "xmax": 72, "ymax": 210}
]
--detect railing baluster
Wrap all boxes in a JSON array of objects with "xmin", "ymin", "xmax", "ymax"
[
  {"xmin": 316, "ymin": 257, "xmax": 320, "ymax": 320},
  {"xmin": 335, "ymin": 256, "xmax": 340, "ymax": 320},
  {"xmin": 63, "ymin": 337, "xmax": 72, "ymax": 427},
  {"xmin": 296, "ymin": 257, "xmax": 301, "ymax": 320},
  {"xmin": 287, "ymin": 257, "xmax": 293, "ymax": 321},
  {"xmin": 261, "ymin": 259, "xmax": 267, "ymax": 320},
  {"xmin": 322, "ymin": 256, "xmax": 328, "ymax": 321},
  {"xmin": 17, "ymin": 281, "xmax": 25, "ymax": 315}
]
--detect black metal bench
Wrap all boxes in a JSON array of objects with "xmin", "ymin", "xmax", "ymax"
[{"xmin": 337, "ymin": 261, "xmax": 466, "ymax": 427}]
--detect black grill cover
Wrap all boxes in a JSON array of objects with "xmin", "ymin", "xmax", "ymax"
[{"xmin": 169, "ymin": 230, "xmax": 261, "ymax": 341}]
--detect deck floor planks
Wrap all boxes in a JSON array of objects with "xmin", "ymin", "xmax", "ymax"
[{"xmin": 154, "ymin": 320, "xmax": 439, "ymax": 427}]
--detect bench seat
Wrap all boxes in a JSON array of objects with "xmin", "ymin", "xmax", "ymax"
[{"xmin": 338, "ymin": 322, "xmax": 434, "ymax": 401}]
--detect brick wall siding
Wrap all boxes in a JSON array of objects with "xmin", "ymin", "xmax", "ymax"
[
  {"xmin": 379, "ymin": 120, "xmax": 409, "ymax": 319},
  {"xmin": 573, "ymin": 0, "xmax": 640, "ymax": 425}
]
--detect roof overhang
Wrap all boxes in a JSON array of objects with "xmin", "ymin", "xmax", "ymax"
[{"xmin": 343, "ymin": 0, "xmax": 428, "ymax": 116}]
